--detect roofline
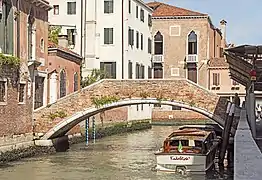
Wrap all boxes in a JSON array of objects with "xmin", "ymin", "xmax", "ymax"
[
  {"xmin": 135, "ymin": 0, "xmax": 153, "ymax": 13},
  {"xmin": 152, "ymin": 15, "xmax": 208, "ymax": 20},
  {"xmin": 48, "ymin": 48, "xmax": 82, "ymax": 60}
]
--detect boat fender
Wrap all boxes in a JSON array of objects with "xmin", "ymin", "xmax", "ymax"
[{"xmin": 176, "ymin": 166, "xmax": 186, "ymax": 176}]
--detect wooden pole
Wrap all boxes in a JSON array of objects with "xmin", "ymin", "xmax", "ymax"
[{"xmin": 219, "ymin": 103, "xmax": 235, "ymax": 167}]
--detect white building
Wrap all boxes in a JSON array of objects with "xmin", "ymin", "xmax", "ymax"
[
  {"xmin": 48, "ymin": 0, "xmax": 154, "ymax": 121},
  {"xmin": 48, "ymin": 1, "xmax": 83, "ymax": 56}
]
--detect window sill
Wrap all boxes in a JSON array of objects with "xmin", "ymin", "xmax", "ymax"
[
  {"xmin": 18, "ymin": 102, "xmax": 26, "ymax": 105},
  {"xmin": 102, "ymin": 44, "xmax": 115, "ymax": 47}
]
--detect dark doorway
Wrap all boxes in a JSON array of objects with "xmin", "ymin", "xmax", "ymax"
[{"xmin": 34, "ymin": 76, "xmax": 45, "ymax": 109}]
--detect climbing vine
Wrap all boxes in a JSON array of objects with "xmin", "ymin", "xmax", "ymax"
[
  {"xmin": 91, "ymin": 95, "xmax": 120, "ymax": 108},
  {"xmin": 47, "ymin": 110, "xmax": 67, "ymax": 120}
]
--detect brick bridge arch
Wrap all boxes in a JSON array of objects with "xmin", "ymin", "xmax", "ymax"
[{"xmin": 33, "ymin": 79, "xmax": 228, "ymax": 140}]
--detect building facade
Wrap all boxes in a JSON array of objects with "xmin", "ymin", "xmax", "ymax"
[
  {"xmin": 47, "ymin": 41, "xmax": 81, "ymax": 104},
  {"xmin": 0, "ymin": 0, "xmax": 51, "ymax": 137},
  {"xmin": 147, "ymin": 2, "xmax": 246, "ymax": 119}
]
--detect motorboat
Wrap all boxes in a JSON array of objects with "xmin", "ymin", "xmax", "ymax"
[{"xmin": 155, "ymin": 129, "xmax": 220, "ymax": 174}]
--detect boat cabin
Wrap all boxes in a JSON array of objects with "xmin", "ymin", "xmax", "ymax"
[{"xmin": 162, "ymin": 129, "xmax": 217, "ymax": 154}]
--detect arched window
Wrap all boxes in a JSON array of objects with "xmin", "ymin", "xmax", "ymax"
[
  {"xmin": 154, "ymin": 31, "xmax": 163, "ymax": 55},
  {"xmin": 60, "ymin": 70, "xmax": 66, "ymax": 98},
  {"xmin": 40, "ymin": 38, "xmax": 44, "ymax": 52},
  {"xmin": 188, "ymin": 31, "xmax": 197, "ymax": 54},
  {"xmin": 73, "ymin": 73, "xmax": 78, "ymax": 92}
]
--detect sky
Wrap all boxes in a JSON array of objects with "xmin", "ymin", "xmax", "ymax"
[{"xmin": 145, "ymin": 0, "xmax": 262, "ymax": 45}]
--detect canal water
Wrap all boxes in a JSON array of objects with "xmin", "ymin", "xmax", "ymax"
[{"xmin": 0, "ymin": 126, "xmax": 233, "ymax": 180}]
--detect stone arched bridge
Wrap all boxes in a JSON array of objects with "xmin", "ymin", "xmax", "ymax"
[{"xmin": 33, "ymin": 79, "xmax": 228, "ymax": 140}]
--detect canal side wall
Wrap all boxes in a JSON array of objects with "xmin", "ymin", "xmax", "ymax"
[{"xmin": 0, "ymin": 120, "xmax": 151, "ymax": 163}]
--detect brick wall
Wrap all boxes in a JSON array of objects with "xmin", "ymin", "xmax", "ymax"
[{"xmin": 152, "ymin": 110, "xmax": 208, "ymax": 121}]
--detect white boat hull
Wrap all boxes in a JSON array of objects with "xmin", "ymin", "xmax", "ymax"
[{"xmin": 155, "ymin": 144, "xmax": 218, "ymax": 173}]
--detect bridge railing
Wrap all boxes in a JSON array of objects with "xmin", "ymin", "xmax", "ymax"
[{"xmin": 234, "ymin": 108, "xmax": 262, "ymax": 180}]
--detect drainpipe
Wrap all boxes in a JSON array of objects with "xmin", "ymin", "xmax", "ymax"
[
  {"xmin": 16, "ymin": 0, "xmax": 20, "ymax": 58},
  {"xmin": 121, "ymin": 0, "xmax": 124, "ymax": 79},
  {"xmin": 80, "ymin": 0, "xmax": 83, "ymax": 57}
]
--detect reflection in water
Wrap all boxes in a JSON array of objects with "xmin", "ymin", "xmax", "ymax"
[{"xmin": 0, "ymin": 126, "xmax": 232, "ymax": 180}]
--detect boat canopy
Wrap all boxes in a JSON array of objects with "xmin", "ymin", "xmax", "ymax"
[{"xmin": 167, "ymin": 129, "xmax": 211, "ymax": 141}]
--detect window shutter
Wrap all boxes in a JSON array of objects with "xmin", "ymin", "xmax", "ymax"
[
  {"xmin": 104, "ymin": 28, "xmax": 108, "ymax": 44},
  {"xmin": 100, "ymin": 62, "xmax": 105, "ymax": 71},
  {"xmin": 128, "ymin": 28, "xmax": 131, "ymax": 45},
  {"xmin": 131, "ymin": 29, "xmax": 134, "ymax": 46},
  {"xmin": 112, "ymin": 62, "xmax": 116, "ymax": 79}
]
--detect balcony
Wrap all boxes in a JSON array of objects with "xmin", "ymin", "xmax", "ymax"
[
  {"xmin": 186, "ymin": 54, "xmax": 198, "ymax": 63},
  {"xmin": 152, "ymin": 55, "xmax": 164, "ymax": 63}
]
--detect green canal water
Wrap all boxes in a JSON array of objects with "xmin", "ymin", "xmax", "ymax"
[{"xmin": 0, "ymin": 126, "xmax": 233, "ymax": 180}]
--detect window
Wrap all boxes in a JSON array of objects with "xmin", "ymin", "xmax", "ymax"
[
  {"xmin": 128, "ymin": 0, "xmax": 131, "ymax": 13},
  {"xmin": 0, "ymin": 81, "xmax": 6, "ymax": 102},
  {"xmin": 60, "ymin": 70, "xmax": 66, "ymax": 98},
  {"xmin": 148, "ymin": 66, "xmax": 152, "ymax": 79},
  {"xmin": 140, "ymin": 8, "xmax": 144, "ymax": 22},
  {"xmin": 136, "ymin": 31, "xmax": 139, "ymax": 49},
  {"xmin": 128, "ymin": 61, "xmax": 132, "ymax": 79},
  {"xmin": 220, "ymin": 47, "xmax": 224, "ymax": 57},
  {"xmin": 148, "ymin": 14, "xmax": 152, "ymax": 27},
  {"xmin": 18, "ymin": 84, "xmax": 26, "ymax": 103},
  {"xmin": 104, "ymin": 0, "xmax": 114, "ymax": 13},
  {"xmin": 67, "ymin": 29, "xmax": 76, "ymax": 46},
  {"xmin": 148, "ymin": 38, "xmax": 152, "ymax": 53},
  {"xmin": 141, "ymin": 104, "xmax": 144, "ymax": 111},
  {"xmin": 67, "ymin": 2, "xmax": 76, "ymax": 15},
  {"xmin": 136, "ymin": 5, "xmax": 138, "ymax": 18},
  {"xmin": 100, "ymin": 62, "xmax": 116, "ymax": 79},
  {"xmin": 40, "ymin": 38, "xmax": 44, "ymax": 52},
  {"xmin": 154, "ymin": 31, "xmax": 163, "ymax": 55},
  {"xmin": 104, "ymin": 28, "xmax": 113, "ymax": 44},
  {"xmin": 212, "ymin": 73, "xmax": 220, "ymax": 86},
  {"xmin": 136, "ymin": 63, "xmax": 139, "ymax": 79},
  {"xmin": 53, "ymin": 5, "xmax": 59, "ymax": 15},
  {"xmin": 74, "ymin": 73, "xmax": 78, "ymax": 92},
  {"xmin": 28, "ymin": 12, "xmax": 36, "ymax": 61},
  {"xmin": 128, "ymin": 27, "xmax": 134, "ymax": 46},
  {"xmin": 141, "ymin": 33, "xmax": 143, "ymax": 50},
  {"xmin": 188, "ymin": 31, "xmax": 197, "ymax": 54}
]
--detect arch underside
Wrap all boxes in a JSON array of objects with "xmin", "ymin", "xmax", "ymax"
[{"xmin": 42, "ymin": 99, "xmax": 225, "ymax": 140}]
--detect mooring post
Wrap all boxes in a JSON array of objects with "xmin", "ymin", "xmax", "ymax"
[
  {"xmin": 219, "ymin": 103, "xmax": 235, "ymax": 167},
  {"xmin": 92, "ymin": 116, "xmax": 96, "ymax": 143},
  {"xmin": 85, "ymin": 117, "xmax": 89, "ymax": 146}
]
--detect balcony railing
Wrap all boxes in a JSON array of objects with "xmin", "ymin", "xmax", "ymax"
[
  {"xmin": 186, "ymin": 54, "xmax": 198, "ymax": 63},
  {"xmin": 152, "ymin": 55, "xmax": 164, "ymax": 63}
]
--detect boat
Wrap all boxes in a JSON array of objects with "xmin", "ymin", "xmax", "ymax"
[
  {"xmin": 155, "ymin": 128, "xmax": 220, "ymax": 174},
  {"xmin": 178, "ymin": 124, "xmax": 223, "ymax": 137}
]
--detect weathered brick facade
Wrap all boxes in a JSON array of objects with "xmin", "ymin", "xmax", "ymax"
[
  {"xmin": 33, "ymin": 79, "xmax": 228, "ymax": 135},
  {"xmin": 0, "ymin": 0, "xmax": 51, "ymax": 137}
]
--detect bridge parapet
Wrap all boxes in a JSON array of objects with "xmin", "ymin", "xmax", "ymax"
[
  {"xmin": 33, "ymin": 79, "xmax": 228, "ymax": 137},
  {"xmin": 234, "ymin": 109, "xmax": 262, "ymax": 180}
]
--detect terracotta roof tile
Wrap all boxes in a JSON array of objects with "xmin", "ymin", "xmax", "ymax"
[
  {"xmin": 147, "ymin": 1, "xmax": 207, "ymax": 17},
  {"xmin": 209, "ymin": 58, "xmax": 229, "ymax": 68},
  {"xmin": 48, "ymin": 41, "xmax": 82, "ymax": 58}
]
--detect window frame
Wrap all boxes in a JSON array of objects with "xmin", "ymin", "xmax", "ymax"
[
  {"xmin": 53, "ymin": 5, "xmax": 59, "ymax": 15},
  {"xmin": 212, "ymin": 73, "xmax": 220, "ymax": 86},
  {"xmin": 104, "ymin": 0, "xmax": 114, "ymax": 14},
  {"xmin": 18, "ymin": 83, "xmax": 26, "ymax": 104},
  {"xmin": 104, "ymin": 28, "xmax": 114, "ymax": 45}
]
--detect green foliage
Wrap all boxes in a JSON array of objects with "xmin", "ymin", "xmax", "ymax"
[
  {"xmin": 47, "ymin": 110, "xmax": 67, "ymax": 120},
  {"xmin": 0, "ymin": 53, "xmax": 20, "ymax": 67},
  {"xmin": 81, "ymin": 69, "xmax": 106, "ymax": 88},
  {"xmin": 48, "ymin": 26, "xmax": 62, "ymax": 44},
  {"xmin": 91, "ymin": 95, "xmax": 120, "ymax": 108},
  {"xmin": 139, "ymin": 91, "xmax": 149, "ymax": 99}
]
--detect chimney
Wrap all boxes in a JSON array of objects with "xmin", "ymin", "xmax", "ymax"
[
  {"xmin": 58, "ymin": 35, "xmax": 68, "ymax": 48},
  {"xmin": 220, "ymin": 19, "xmax": 227, "ymax": 47}
]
